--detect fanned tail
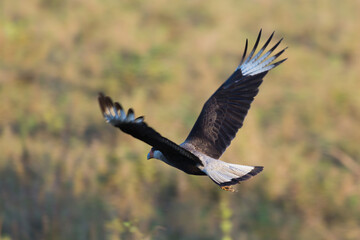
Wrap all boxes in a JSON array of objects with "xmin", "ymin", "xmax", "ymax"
[{"xmin": 202, "ymin": 159, "xmax": 263, "ymax": 192}]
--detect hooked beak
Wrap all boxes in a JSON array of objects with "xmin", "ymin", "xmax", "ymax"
[{"xmin": 147, "ymin": 149, "xmax": 154, "ymax": 160}]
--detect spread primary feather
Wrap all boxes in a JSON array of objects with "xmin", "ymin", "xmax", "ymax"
[{"xmin": 98, "ymin": 30, "xmax": 286, "ymax": 191}]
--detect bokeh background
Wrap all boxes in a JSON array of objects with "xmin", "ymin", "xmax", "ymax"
[{"xmin": 1, "ymin": 0, "xmax": 360, "ymax": 239}]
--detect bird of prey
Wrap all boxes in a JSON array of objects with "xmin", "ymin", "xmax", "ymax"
[{"xmin": 98, "ymin": 30, "xmax": 286, "ymax": 191}]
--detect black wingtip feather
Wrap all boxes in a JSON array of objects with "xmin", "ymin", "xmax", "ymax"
[
  {"xmin": 128, "ymin": 108, "xmax": 134, "ymax": 115},
  {"xmin": 114, "ymin": 102, "xmax": 123, "ymax": 113},
  {"xmin": 272, "ymin": 58, "xmax": 288, "ymax": 68},
  {"xmin": 97, "ymin": 93, "xmax": 204, "ymax": 167},
  {"xmin": 98, "ymin": 93, "xmax": 107, "ymax": 116},
  {"xmin": 240, "ymin": 39, "xmax": 249, "ymax": 64},
  {"xmin": 135, "ymin": 116, "xmax": 144, "ymax": 121},
  {"xmin": 245, "ymin": 30, "xmax": 262, "ymax": 62},
  {"xmin": 274, "ymin": 47, "xmax": 288, "ymax": 58},
  {"xmin": 269, "ymin": 38, "xmax": 283, "ymax": 54},
  {"xmin": 260, "ymin": 31, "xmax": 274, "ymax": 53},
  {"xmin": 104, "ymin": 96, "xmax": 114, "ymax": 109}
]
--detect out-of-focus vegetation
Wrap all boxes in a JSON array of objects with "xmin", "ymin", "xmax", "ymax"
[{"xmin": 1, "ymin": 0, "xmax": 360, "ymax": 239}]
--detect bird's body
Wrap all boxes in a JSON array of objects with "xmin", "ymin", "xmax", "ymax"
[
  {"xmin": 98, "ymin": 30, "xmax": 286, "ymax": 191},
  {"xmin": 150, "ymin": 143, "xmax": 205, "ymax": 175}
]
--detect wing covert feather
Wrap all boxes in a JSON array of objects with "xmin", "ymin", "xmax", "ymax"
[
  {"xmin": 98, "ymin": 93, "xmax": 202, "ymax": 166},
  {"xmin": 185, "ymin": 30, "xmax": 286, "ymax": 159}
]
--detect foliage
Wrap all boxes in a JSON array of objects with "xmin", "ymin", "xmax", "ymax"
[{"xmin": 1, "ymin": 0, "xmax": 360, "ymax": 239}]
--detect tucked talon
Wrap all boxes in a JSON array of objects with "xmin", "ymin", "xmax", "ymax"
[
  {"xmin": 221, "ymin": 186, "xmax": 236, "ymax": 192},
  {"xmin": 98, "ymin": 31, "xmax": 286, "ymax": 192}
]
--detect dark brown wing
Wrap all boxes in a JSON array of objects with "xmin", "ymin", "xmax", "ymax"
[
  {"xmin": 98, "ymin": 93, "xmax": 203, "ymax": 166},
  {"xmin": 184, "ymin": 30, "xmax": 287, "ymax": 159}
]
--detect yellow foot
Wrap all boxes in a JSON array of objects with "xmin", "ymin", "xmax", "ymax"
[{"xmin": 220, "ymin": 186, "xmax": 236, "ymax": 192}]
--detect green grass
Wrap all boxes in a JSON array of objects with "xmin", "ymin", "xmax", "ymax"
[{"xmin": 1, "ymin": 0, "xmax": 360, "ymax": 239}]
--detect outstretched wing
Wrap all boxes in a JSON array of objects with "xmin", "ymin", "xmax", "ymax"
[
  {"xmin": 98, "ymin": 93, "xmax": 202, "ymax": 166},
  {"xmin": 184, "ymin": 30, "xmax": 287, "ymax": 159}
]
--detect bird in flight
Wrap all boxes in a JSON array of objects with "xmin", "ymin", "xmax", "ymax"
[{"xmin": 98, "ymin": 30, "xmax": 286, "ymax": 192}]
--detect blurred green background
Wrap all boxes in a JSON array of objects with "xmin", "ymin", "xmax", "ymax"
[{"xmin": 1, "ymin": 0, "xmax": 360, "ymax": 239}]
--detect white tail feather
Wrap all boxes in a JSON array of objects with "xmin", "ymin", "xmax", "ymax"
[{"xmin": 202, "ymin": 159, "xmax": 263, "ymax": 186}]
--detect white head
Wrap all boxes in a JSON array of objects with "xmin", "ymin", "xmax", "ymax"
[{"xmin": 147, "ymin": 147, "xmax": 166, "ymax": 162}]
